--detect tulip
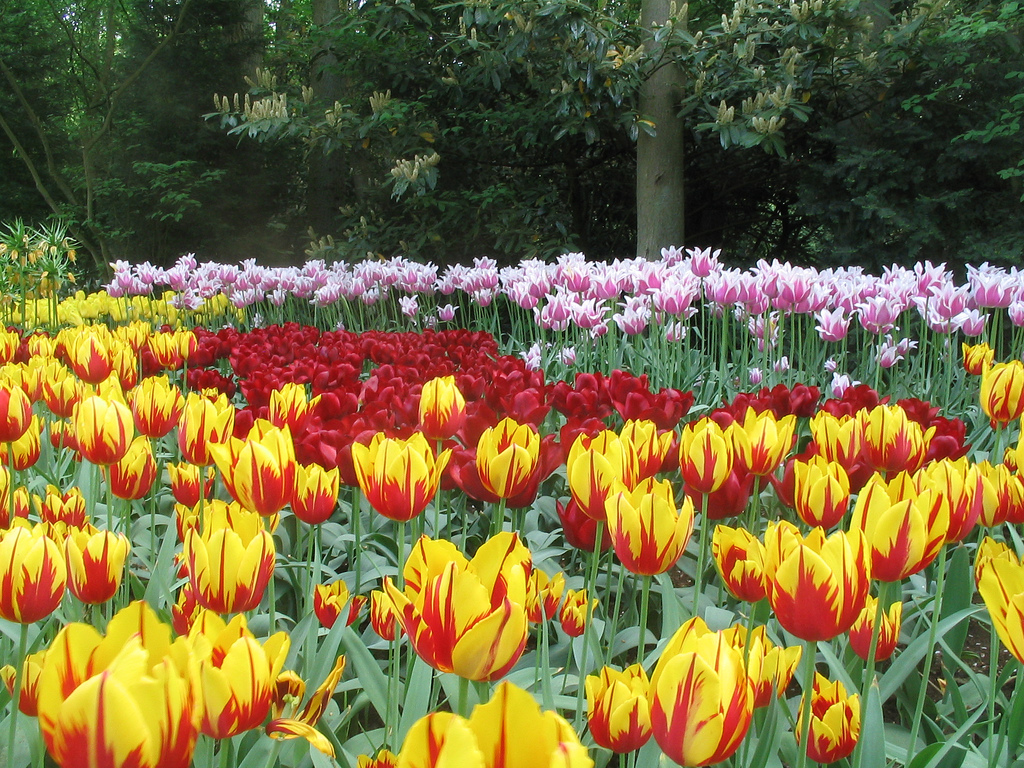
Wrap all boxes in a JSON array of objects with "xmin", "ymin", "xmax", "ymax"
[
  {"xmin": 177, "ymin": 392, "xmax": 234, "ymax": 466},
  {"xmin": 730, "ymin": 625, "xmax": 802, "ymax": 709},
  {"xmin": 762, "ymin": 521, "xmax": 871, "ymax": 642},
  {"xmin": 678, "ymin": 418, "xmax": 734, "ymax": 495},
  {"xmin": 211, "ymin": 422, "xmax": 297, "ymax": 517},
  {"xmin": 556, "ymin": 497, "xmax": 612, "ymax": 553},
  {"xmin": 849, "ymin": 597, "xmax": 902, "ymax": 662},
  {"xmin": 977, "ymin": 547, "xmax": 1024, "ymax": 663},
  {"xmin": 732, "ymin": 407, "xmax": 796, "ymax": 477},
  {"xmin": 605, "ymin": 477, "xmax": 694, "ymax": 575},
  {"xmin": 359, "ymin": 751, "xmax": 398, "ymax": 768},
  {"xmin": 0, "ymin": 523, "xmax": 67, "ymax": 623},
  {"xmin": 269, "ymin": 381, "xmax": 322, "ymax": 434},
  {"xmin": 526, "ymin": 568, "xmax": 565, "ymax": 623},
  {"xmin": 40, "ymin": 363, "xmax": 81, "ymax": 418},
  {"xmin": 418, "ymin": 375, "xmax": 466, "ymax": 441},
  {"xmin": 266, "ymin": 654, "xmax": 347, "ymax": 757},
  {"xmin": 792, "ymin": 455, "xmax": 850, "ymax": 529},
  {"xmin": 106, "ymin": 435, "xmax": 158, "ymax": 500},
  {"xmin": 914, "ymin": 457, "xmax": 983, "ymax": 544},
  {"xmin": 981, "ymin": 360, "xmax": 1024, "ymax": 427},
  {"xmin": 130, "ymin": 375, "xmax": 185, "ymax": 438},
  {"xmin": 64, "ymin": 330, "xmax": 114, "ymax": 385},
  {"xmin": 619, "ymin": 419, "xmax": 674, "ymax": 482},
  {"xmin": 370, "ymin": 589, "xmax": 403, "ymax": 641},
  {"xmin": 858, "ymin": 404, "xmax": 933, "ymax": 476},
  {"xmin": 711, "ymin": 524, "xmax": 767, "ymax": 603},
  {"xmin": 394, "ymin": 681, "xmax": 591, "ymax": 767},
  {"xmin": 0, "ymin": 414, "xmax": 41, "ymax": 470},
  {"xmin": 189, "ymin": 612, "xmax": 290, "ymax": 738},
  {"xmin": 567, "ymin": 430, "xmax": 635, "ymax": 521},
  {"xmin": 172, "ymin": 582, "xmax": 203, "ymax": 636},
  {"xmin": 292, "ymin": 462, "xmax": 341, "ymax": 524},
  {"xmin": 0, "ymin": 328, "xmax": 19, "ymax": 364},
  {"xmin": 65, "ymin": 527, "xmax": 131, "ymax": 604},
  {"xmin": 314, "ymin": 579, "xmax": 364, "ymax": 629},
  {"xmin": 73, "ymin": 395, "xmax": 134, "ymax": 466},
  {"xmin": 475, "ymin": 417, "xmax": 540, "ymax": 500},
  {"xmin": 0, "ymin": 381, "xmax": 32, "ymax": 443},
  {"xmin": 962, "ymin": 342, "xmax": 994, "ymax": 375},
  {"xmin": 649, "ymin": 617, "xmax": 753, "ymax": 766},
  {"xmin": 850, "ymin": 472, "xmax": 946, "ymax": 582},
  {"xmin": 809, "ymin": 411, "xmax": 862, "ymax": 468},
  {"xmin": 585, "ymin": 664, "xmax": 652, "ymax": 753},
  {"xmin": 0, "ymin": 649, "xmax": 46, "ymax": 716},
  {"xmin": 796, "ymin": 674, "xmax": 860, "ymax": 763},
  {"xmin": 183, "ymin": 504, "xmax": 275, "ymax": 614},
  {"xmin": 352, "ymin": 432, "xmax": 451, "ymax": 522},
  {"xmin": 35, "ymin": 484, "xmax": 89, "ymax": 528},
  {"xmin": 559, "ymin": 588, "xmax": 596, "ymax": 638},
  {"xmin": 167, "ymin": 461, "xmax": 214, "ymax": 507}
]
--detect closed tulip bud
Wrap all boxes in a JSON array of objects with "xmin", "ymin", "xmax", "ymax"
[
  {"xmin": 212, "ymin": 423, "xmax": 297, "ymax": 517},
  {"xmin": 849, "ymin": 597, "xmax": 902, "ymax": 662},
  {"xmin": 981, "ymin": 360, "xmax": 1024, "ymax": 427},
  {"xmin": 0, "ymin": 328, "xmax": 19, "ymax": 364},
  {"xmin": 0, "ymin": 523, "xmax": 67, "ymax": 623},
  {"xmin": 850, "ymin": 473, "xmax": 946, "ymax": 582},
  {"xmin": 620, "ymin": 419, "xmax": 674, "ymax": 482},
  {"xmin": 292, "ymin": 462, "xmax": 340, "ymax": 524},
  {"xmin": 148, "ymin": 331, "xmax": 190, "ymax": 369},
  {"xmin": 107, "ymin": 435, "xmax": 158, "ymax": 500},
  {"xmin": 678, "ymin": 418, "xmax": 734, "ymax": 495},
  {"xmin": 763, "ymin": 520, "xmax": 871, "ymax": 641},
  {"xmin": 172, "ymin": 582, "xmax": 203, "ymax": 636},
  {"xmin": 475, "ymin": 417, "xmax": 541, "ymax": 500},
  {"xmin": 649, "ymin": 617, "xmax": 753, "ymax": 766},
  {"xmin": 977, "ymin": 547, "xmax": 1024, "ymax": 663},
  {"xmin": 48, "ymin": 418, "xmax": 78, "ymax": 453},
  {"xmin": 111, "ymin": 345, "xmax": 139, "ymax": 390},
  {"xmin": 65, "ymin": 330, "xmax": 114, "ymax": 384},
  {"xmin": 914, "ymin": 458, "xmax": 983, "ymax": 544},
  {"xmin": 0, "ymin": 414, "xmax": 41, "ymax": 469},
  {"xmin": 73, "ymin": 394, "xmax": 134, "ymax": 465},
  {"xmin": 0, "ymin": 649, "xmax": 46, "ymax": 716},
  {"xmin": 0, "ymin": 380, "xmax": 32, "ymax": 443},
  {"xmin": 733, "ymin": 407, "xmax": 796, "ymax": 477},
  {"xmin": 395, "ymin": 681, "xmax": 591, "ymax": 768},
  {"xmin": 797, "ymin": 674, "xmax": 860, "ymax": 763},
  {"xmin": 858, "ymin": 405, "xmax": 933, "ymax": 476},
  {"xmin": 35, "ymin": 484, "xmax": 88, "ymax": 528},
  {"xmin": 65, "ymin": 527, "xmax": 131, "ymax": 604},
  {"xmin": 40, "ymin": 363, "xmax": 81, "ymax": 418},
  {"xmin": 352, "ymin": 432, "xmax": 451, "ymax": 522},
  {"xmin": 114, "ymin": 321, "xmax": 152, "ymax": 353},
  {"xmin": 792, "ymin": 455, "xmax": 850, "ymax": 528},
  {"xmin": 568, "ymin": 431, "xmax": 636, "ymax": 521},
  {"xmin": 586, "ymin": 664, "xmax": 652, "ymax": 753},
  {"xmin": 131, "ymin": 375, "xmax": 185, "ymax": 438},
  {"xmin": 962, "ymin": 342, "xmax": 995, "ymax": 376},
  {"xmin": 167, "ymin": 461, "xmax": 215, "ymax": 507},
  {"xmin": 606, "ymin": 477, "xmax": 694, "ymax": 575},
  {"xmin": 559, "ymin": 588, "xmax": 596, "ymax": 638},
  {"xmin": 314, "ymin": 579, "xmax": 364, "ymax": 629},
  {"xmin": 712, "ymin": 524, "xmax": 768, "ymax": 603},
  {"xmin": 809, "ymin": 411, "xmax": 862, "ymax": 468},
  {"xmin": 370, "ymin": 589, "xmax": 403, "ymax": 641},
  {"xmin": 269, "ymin": 381, "xmax": 321, "ymax": 434},
  {"xmin": 189, "ymin": 613, "xmax": 291, "ymax": 739},
  {"xmin": 417, "ymin": 375, "xmax": 466, "ymax": 440},
  {"xmin": 178, "ymin": 392, "xmax": 235, "ymax": 466},
  {"xmin": 184, "ymin": 505, "xmax": 275, "ymax": 614},
  {"xmin": 526, "ymin": 569, "xmax": 565, "ymax": 623},
  {"xmin": 556, "ymin": 497, "xmax": 612, "ymax": 552},
  {"xmin": 732, "ymin": 625, "xmax": 802, "ymax": 709}
]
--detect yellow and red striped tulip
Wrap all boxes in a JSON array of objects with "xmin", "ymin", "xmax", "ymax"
[
  {"xmin": 649, "ymin": 617, "xmax": 753, "ymax": 766},
  {"xmin": 113, "ymin": 321, "xmax": 152, "ymax": 353},
  {"xmin": 65, "ymin": 527, "xmax": 130, "ymax": 604},
  {"xmin": 266, "ymin": 654, "xmax": 347, "ymax": 757},
  {"xmin": 792, "ymin": 455, "xmax": 850, "ymax": 528},
  {"xmin": 107, "ymin": 435, "xmax": 158, "ymax": 500},
  {"xmin": 0, "ymin": 380, "xmax": 32, "ymax": 443},
  {"xmin": 0, "ymin": 328, "xmax": 19, "ymax": 364},
  {"xmin": 0, "ymin": 522, "xmax": 67, "ymax": 623},
  {"xmin": 0, "ymin": 648, "xmax": 46, "ymax": 716},
  {"xmin": 370, "ymin": 589, "xmax": 403, "ymax": 641},
  {"xmin": 183, "ymin": 504, "xmax": 275, "ymax": 614},
  {"xmin": 268, "ymin": 381, "xmax": 322, "ymax": 434},
  {"xmin": 292, "ymin": 462, "xmax": 341, "ymax": 524},
  {"xmin": 64, "ymin": 330, "xmax": 114, "ymax": 385},
  {"xmin": 962, "ymin": 342, "xmax": 995, "ymax": 376},
  {"xmin": 475, "ymin": 417, "xmax": 540, "ymax": 500},
  {"xmin": 568, "ymin": 431, "xmax": 636, "ymax": 521},
  {"xmin": 914, "ymin": 458, "xmax": 983, "ymax": 544},
  {"xmin": 729, "ymin": 625, "xmax": 802, "ymax": 709},
  {"xmin": 418, "ymin": 375, "xmax": 466, "ymax": 441},
  {"xmin": 796, "ymin": 674, "xmax": 860, "ymax": 763},
  {"xmin": 809, "ymin": 412, "xmax": 862, "ymax": 468},
  {"xmin": 975, "ymin": 461, "xmax": 1021, "ymax": 527},
  {"xmin": 712, "ymin": 524, "xmax": 767, "ymax": 603},
  {"xmin": 211, "ymin": 423, "xmax": 297, "ymax": 517},
  {"xmin": 172, "ymin": 582, "xmax": 203, "ymax": 636},
  {"xmin": 977, "ymin": 545, "xmax": 1024, "ymax": 663},
  {"xmin": 620, "ymin": 419, "xmax": 674, "ymax": 482},
  {"xmin": 314, "ymin": 579, "xmax": 364, "ymax": 629},
  {"xmin": 526, "ymin": 568, "xmax": 565, "ymax": 623},
  {"xmin": 606, "ymin": 477, "xmax": 694, "ymax": 575},
  {"xmin": 40, "ymin": 363, "xmax": 81, "ymax": 418},
  {"xmin": 763, "ymin": 521, "xmax": 871, "ymax": 641},
  {"xmin": 352, "ymin": 432, "xmax": 451, "ymax": 522},
  {"xmin": 394, "ymin": 681, "xmax": 591, "ymax": 768},
  {"xmin": 678, "ymin": 418, "xmax": 734, "ymax": 495},
  {"xmin": 858, "ymin": 404, "xmax": 933, "ymax": 476},
  {"xmin": 850, "ymin": 472, "xmax": 946, "ymax": 582},
  {"xmin": 177, "ymin": 392, "xmax": 235, "ymax": 466},
  {"xmin": 73, "ymin": 394, "xmax": 134, "ymax": 466},
  {"xmin": 849, "ymin": 596, "xmax": 902, "ymax": 662},
  {"xmin": 130, "ymin": 375, "xmax": 185, "ymax": 438},
  {"xmin": 0, "ymin": 414, "xmax": 41, "ymax": 470},
  {"xmin": 585, "ymin": 664, "xmax": 652, "ymax": 753},
  {"xmin": 111, "ymin": 344, "xmax": 139, "ymax": 390},
  {"xmin": 732, "ymin": 407, "xmax": 796, "ymax": 477},
  {"xmin": 559, "ymin": 588, "xmax": 596, "ymax": 638},
  {"xmin": 35, "ymin": 485, "xmax": 88, "ymax": 528},
  {"xmin": 981, "ymin": 359, "xmax": 1024, "ymax": 427},
  {"xmin": 189, "ymin": 612, "xmax": 290, "ymax": 739},
  {"xmin": 167, "ymin": 461, "xmax": 215, "ymax": 507},
  {"xmin": 358, "ymin": 750, "xmax": 398, "ymax": 768}
]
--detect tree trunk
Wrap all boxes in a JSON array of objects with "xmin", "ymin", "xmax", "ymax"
[{"xmin": 635, "ymin": 0, "xmax": 686, "ymax": 259}]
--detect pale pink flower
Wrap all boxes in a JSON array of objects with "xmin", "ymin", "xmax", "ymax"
[
  {"xmin": 749, "ymin": 367, "xmax": 764, "ymax": 385},
  {"xmin": 814, "ymin": 307, "xmax": 851, "ymax": 342}
]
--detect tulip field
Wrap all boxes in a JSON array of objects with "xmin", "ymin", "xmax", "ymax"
[{"xmin": 3, "ymin": 245, "xmax": 1024, "ymax": 768}]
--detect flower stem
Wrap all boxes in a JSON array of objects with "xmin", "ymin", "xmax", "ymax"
[
  {"xmin": 637, "ymin": 575, "xmax": 652, "ymax": 667},
  {"xmin": 907, "ymin": 544, "xmax": 949, "ymax": 757},
  {"xmin": 796, "ymin": 638, "xmax": 817, "ymax": 768},
  {"xmin": 5, "ymin": 623, "xmax": 29, "ymax": 768}
]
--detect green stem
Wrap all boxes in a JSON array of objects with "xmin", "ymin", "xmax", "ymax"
[
  {"xmin": 988, "ymin": 620, "xmax": 999, "ymax": 767},
  {"xmin": 265, "ymin": 515, "xmax": 277, "ymax": 634},
  {"xmin": 853, "ymin": 581, "xmax": 891, "ymax": 768},
  {"xmin": 907, "ymin": 544, "xmax": 949, "ymax": 758},
  {"xmin": 693, "ymin": 495, "xmax": 710, "ymax": 618},
  {"xmin": 637, "ymin": 575, "xmax": 652, "ymax": 667},
  {"xmin": 574, "ymin": 521, "xmax": 604, "ymax": 729},
  {"xmin": 352, "ymin": 486, "xmax": 363, "ymax": 593},
  {"xmin": 606, "ymin": 561, "xmax": 627, "ymax": 666},
  {"xmin": 796, "ymin": 638, "xmax": 818, "ymax": 768},
  {"xmin": 5, "ymin": 623, "xmax": 29, "ymax": 768},
  {"xmin": 458, "ymin": 675, "xmax": 471, "ymax": 718}
]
